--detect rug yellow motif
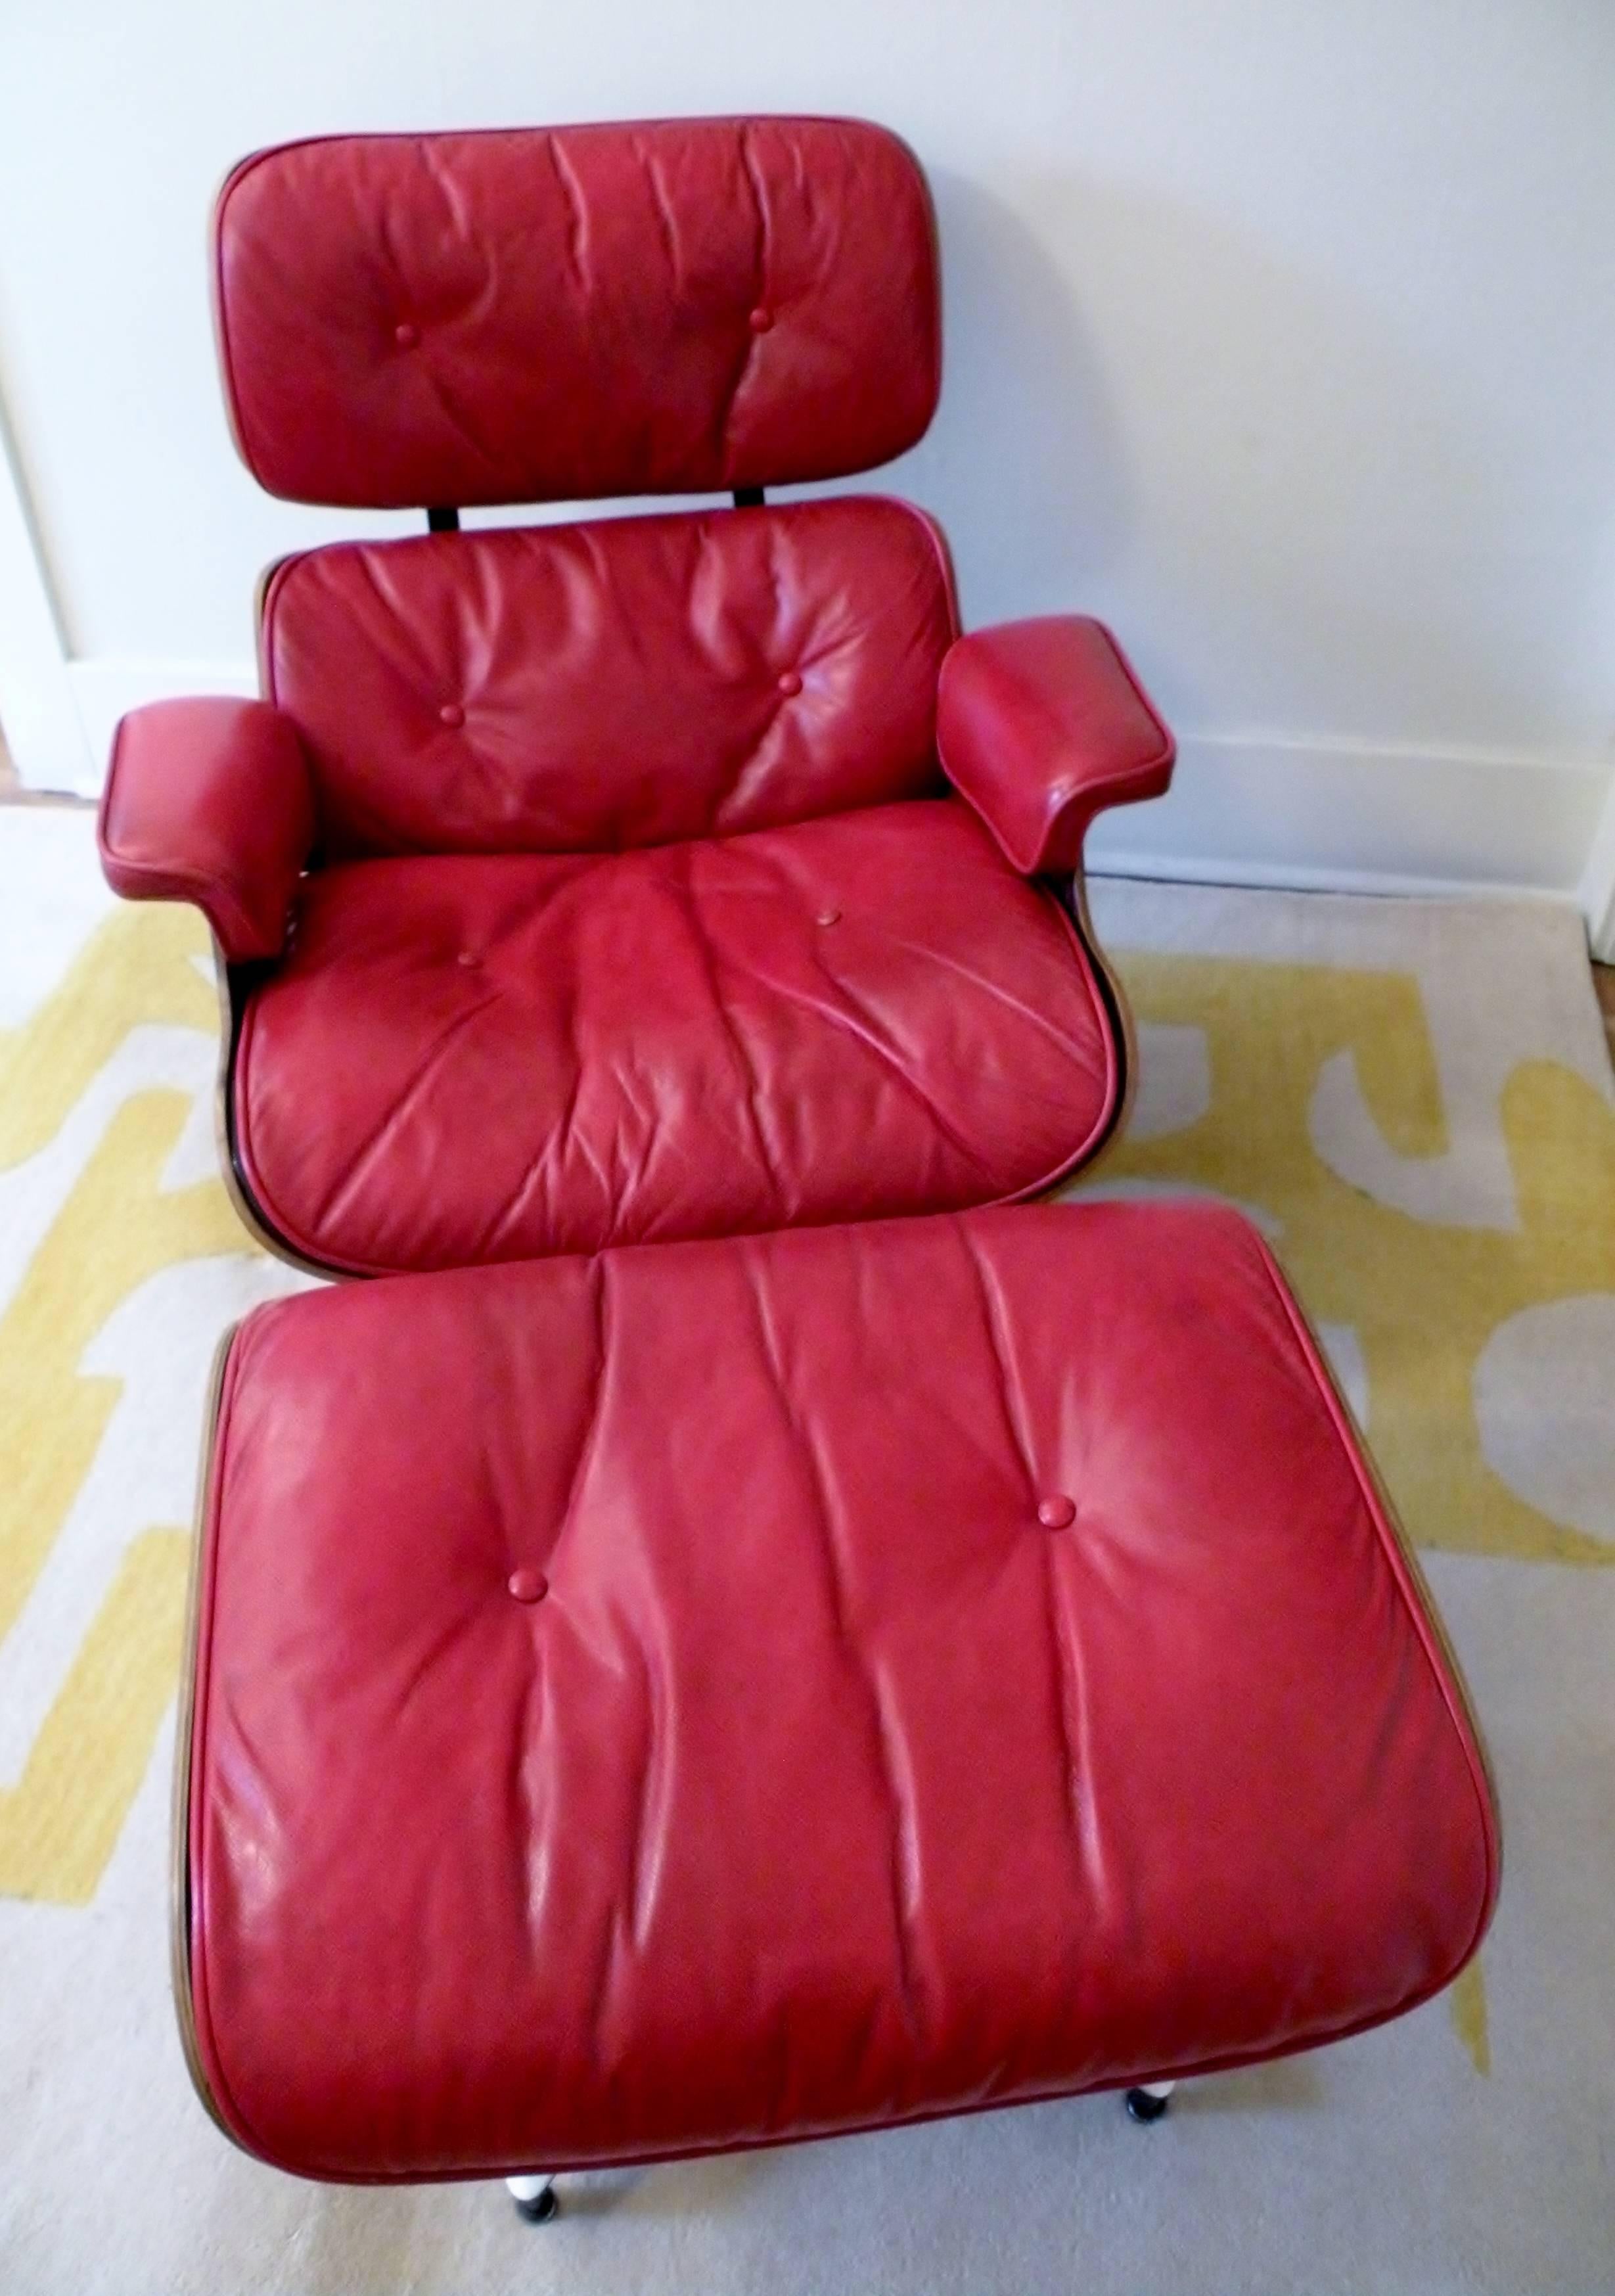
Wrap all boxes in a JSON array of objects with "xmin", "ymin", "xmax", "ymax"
[{"xmin": 0, "ymin": 906, "xmax": 246, "ymax": 1901}]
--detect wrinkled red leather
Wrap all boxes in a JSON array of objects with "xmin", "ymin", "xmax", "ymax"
[
  {"xmin": 262, "ymin": 499, "xmax": 957, "ymax": 859},
  {"xmin": 232, "ymin": 801, "xmax": 1117, "ymax": 1271},
  {"xmin": 214, "ymin": 118, "xmax": 940, "ymax": 508},
  {"xmin": 186, "ymin": 1201, "xmax": 1499, "ymax": 2181},
  {"xmin": 97, "ymin": 699, "xmax": 315, "ymax": 961},
  {"xmin": 938, "ymin": 617, "xmax": 1175, "ymax": 875}
]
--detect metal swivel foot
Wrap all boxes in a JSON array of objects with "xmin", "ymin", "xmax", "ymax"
[
  {"xmin": 1124, "ymin": 2081, "xmax": 1175, "ymax": 2124},
  {"xmin": 506, "ymin": 2174, "xmax": 557, "ymax": 2222}
]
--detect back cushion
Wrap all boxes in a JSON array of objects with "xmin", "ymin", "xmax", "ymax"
[
  {"xmin": 214, "ymin": 118, "xmax": 941, "ymax": 508},
  {"xmin": 262, "ymin": 498, "xmax": 959, "ymax": 859}
]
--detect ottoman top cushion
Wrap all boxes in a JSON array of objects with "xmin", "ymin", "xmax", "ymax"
[{"xmin": 181, "ymin": 1201, "xmax": 1497, "ymax": 2179}]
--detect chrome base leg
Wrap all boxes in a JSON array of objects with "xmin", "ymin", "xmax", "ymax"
[{"xmin": 506, "ymin": 2173, "xmax": 557, "ymax": 2222}]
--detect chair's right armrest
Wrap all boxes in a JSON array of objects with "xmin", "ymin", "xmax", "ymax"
[{"xmin": 97, "ymin": 699, "xmax": 316, "ymax": 963}]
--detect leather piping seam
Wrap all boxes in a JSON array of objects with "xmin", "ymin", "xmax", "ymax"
[
  {"xmin": 184, "ymin": 1317, "xmax": 314, "ymax": 2170},
  {"xmin": 170, "ymin": 1324, "xmax": 246, "ymax": 2151},
  {"xmin": 229, "ymin": 1953, "xmax": 1505, "ymax": 2188},
  {"xmin": 1249, "ymin": 1231, "xmax": 1503, "ymax": 1951},
  {"xmin": 213, "ymin": 950, "xmax": 339, "ymax": 1282}
]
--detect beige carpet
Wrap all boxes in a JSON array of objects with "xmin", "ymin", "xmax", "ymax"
[{"xmin": 1, "ymin": 812, "xmax": 1612, "ymax": 2293}]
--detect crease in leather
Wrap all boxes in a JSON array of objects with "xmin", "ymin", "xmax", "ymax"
[
  {"xmin": 867, "ymin": 1657, "xmax": 931, "ymax": 2067},
  {"xmin": 623, "ymin": 1628, "xmax": 672, "ymax": 1956},
  {"xmin": 461, "ymin": 964, "xmax": 603, "ymax": 1266},
  {"xmin": 719, "ymin": 124, "xmax": 772, "ymax": 476},
  {"xmin": 389, "ymin": 1602, "xmax": 481, "ymax": 1725},
  {"xmin": 598, "ymin": 1058, "xmax": 702, "ymax": 1236},
  {"xmin": 743, "ymin": 1250, "xmax": 929, "ymax": 2054},
  {"xmin": 1247, "ymin": 1236, "xmax": 1501, "ymax": 1944},
  {"xmin": 306, "ymin": 982, "xmax": 506, "ymax": 1234},
  {"xmin": 754, "ymin": 942, "xmax": 1003, "ymax": 1189},
  {"xmin": 1046, "ymin": 1540, "xmax": 1124, "ymax": 1942},
  {"xmin": 581, "ymin": 1626, "xmax": 661, "ymax": 2069},
  {"xmin": 958, "ymin": 1227, "xmax": 1041, "ymax": 1488},
  {"xmin": 882, "ymin": 929, "xmax": 1109, "ymax": 1080},
  {"xmin": 555, "ymin": 1260, "xmax": 612, "ymax": 1568},
  {"xmin": 420, "ymin": 135, "xmax": 479, "ymax": 263},
  {"xmin": 667, "ymin": 849, "xmax": 792, "ymax": 1218},
  {"xmin": 1036, "ymin": 1535, "xmax": 1088, "ymax": 1893},
  {"xmin": 417, "ymin": 360, "xmax": 509, "ymax": 486},
  {"xmin": 547, "ymin": 135, "xmax": 592, "ymax": 298},
  {"xmin": 500, "ymin": 1645, "xmax": 547, "ymax": 1987},
  {"xmin": 638, "ymin": 140, "xmax": 683, "ymax": 287},
  {"xmin": 959, "ymin": 1224, "xmax": 1135, "ymax": 1946},
  {"xmin": 407, "ymin": 148, "xmax": 511, "ymax": 479}
]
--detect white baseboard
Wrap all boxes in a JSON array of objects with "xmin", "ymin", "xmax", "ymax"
[
  {"xmin": 28, "ymin": 659, "xmax": 1614, "ymax": 932},
  {"xmin": 1086, "ymin": 732, "xmax": 1610, "ymax": 921}
]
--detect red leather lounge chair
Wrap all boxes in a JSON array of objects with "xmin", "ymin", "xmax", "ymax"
[{"xmin": 98, "ymin": 118, "xmax": 1175, "ymax": 1275}]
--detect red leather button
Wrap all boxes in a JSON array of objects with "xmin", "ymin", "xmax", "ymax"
[
  {"xmin": 748, "ymin": 306, "xmax": 773, "ymax": 333},
  {"xmin": 1037, "ymin": 1494, "xmax": 1076, "ymax": 1528},
  {"xmin": 817, "ymin": 907, "xmax": 841, "ymax": 927},
  {"xmin": 457, "ymin": 950, "xmax": 481, "ymax": 968},
  {"xmin": 507, "ymin": 1568, "xmax": 548, "ymax": 1603},
  {"xmin": 438, "ymin": 702, "xmax": 465, "ymax": 727},
  {"xmin": 777, "ymin": 670, "xmax": 802, "ymax": 697},
  {"xmin": 394, "ymin": 321, "xmax": 420, "ymax": 349}
]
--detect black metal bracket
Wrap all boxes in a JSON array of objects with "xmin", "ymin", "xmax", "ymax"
[
  {"xmin": 426, "ymin": 506, "xmax": 461, "ymax": 532},
  {"xmin": 732, "ymin": 487, "xmax": 765, "ymax": 509}
]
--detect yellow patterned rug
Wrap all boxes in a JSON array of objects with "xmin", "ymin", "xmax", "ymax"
[{"xmin": 2, "ymin": 815, "xmax": 1611, "ymax": 2293}]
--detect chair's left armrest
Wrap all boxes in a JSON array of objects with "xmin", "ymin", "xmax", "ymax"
[
  {"xmin": 97, "ymin": 698, "xmax": 316, "ymax": 962},
  {"xmin": 936, "ymin": 616, "xmax": 1175, "ymax": 875}
]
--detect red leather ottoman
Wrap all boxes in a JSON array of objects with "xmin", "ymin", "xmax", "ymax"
[{"xmin": 177, "ymin": 1201, "xmax": 1497, "ymax": 2201}]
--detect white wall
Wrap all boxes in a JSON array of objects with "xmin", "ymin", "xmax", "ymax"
[{"xmin": 2, "ymin": 0, "xmax": 1613, "ymax": 907}]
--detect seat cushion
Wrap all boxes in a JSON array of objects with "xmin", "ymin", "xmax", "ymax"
[
  {"xmin": 231, "ymin": 798, "xmax": 1120, "ymax": 1272},
  {"xmin": 182, "ymin": 1201, "xmax": 1498, "ymax": 2181}
]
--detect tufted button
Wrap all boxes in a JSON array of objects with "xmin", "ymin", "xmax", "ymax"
[
  {"xmin": 457, "ymin": 950, "xmax": 481, "ymax": 968},
  {"xmin": 816, "ymin": 906, "xmax": 841, "ymax": 927},
  {"xmin": 1037, "ymin": 1494, "xmax": 1076, "ymax": 1529},
  {"xmin": 507, "ymin": 1568, "xmax": 548, "ymax": 1603},
  {"xmin": 748, "ymin": 306, "xmax": 773, "ymax": 333},
  {"xmin": 776, "ymin": 669, "xmax": 802, "ymax": 697},
  {"xmin": 394, "ymin": 321, "xmax": 420, "ymax": 348},
  {"xmin": 438, "ymin": 702, "xmax": 465, "ymax": 727}
]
